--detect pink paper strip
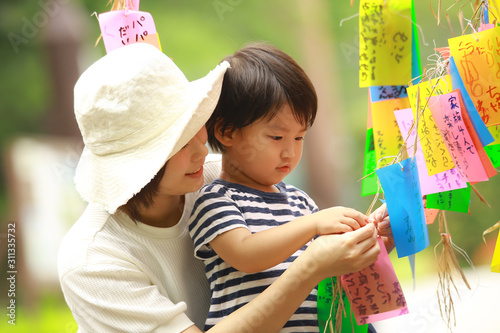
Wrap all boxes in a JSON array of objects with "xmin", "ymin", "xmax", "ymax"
[
  {"xmin": 98, "ymin": 10, "xmax": 158, "ymax": 53},
  {"xmin": 479, "ymin": 23, "xmax": 495, "ymax": 32},
  {"xmin": 394, "ymin": 108, "xmax": 467, "ymax": 195},
  {"xmin": 341, "ymin": 238, "xmax": 409, "ymax": 325},
  {"xmin": 429, "ymin": 91, "xmax": 489, "ymax": 183}
]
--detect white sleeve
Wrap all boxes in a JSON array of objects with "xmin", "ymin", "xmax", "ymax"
[
  {"xmin": 60, "ymin": 263, "xmax": 194, "ymax": 333},
  {"xmin": 203, "ymin": 154, "xmax": 222, "ymax": 185}
]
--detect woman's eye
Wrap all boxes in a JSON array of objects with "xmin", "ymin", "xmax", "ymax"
[{"xmin": 295, "ymin": 137, "xmax": 304, "ymax": 141}]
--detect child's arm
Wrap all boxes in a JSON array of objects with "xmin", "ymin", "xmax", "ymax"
[
  {"xmin": 209, "ymin": 206, "xmax": 368, "ymax": 273},
  {"xmin": 184, "ymin": 224, "xmax": 380, "ymax": 333}
]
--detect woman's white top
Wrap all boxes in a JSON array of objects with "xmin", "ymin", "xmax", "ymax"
[{"xmin": 58, "ymin": 155, "xmax": 221, "ymax": 333}]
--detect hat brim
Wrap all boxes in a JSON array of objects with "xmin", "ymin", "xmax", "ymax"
[{"xmin": 74, "ymin": 60, "xmax": 229, "ymax": 214}]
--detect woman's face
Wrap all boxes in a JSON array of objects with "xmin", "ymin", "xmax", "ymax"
[{"xmin": 158, "ymin": 127, "xmax": 209, "ymax": 196}]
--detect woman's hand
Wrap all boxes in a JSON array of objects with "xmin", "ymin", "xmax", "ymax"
[
  {"xmin": 368, "ymin": 203, "xmax": 395, "ymax": 253},
  {"xmin": 303, "ymin": 223, "xmax": 381, "ymax": 280}
]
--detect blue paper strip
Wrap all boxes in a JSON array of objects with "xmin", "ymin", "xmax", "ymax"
[
  {"xmin": 369, "ymin": 86, "xmax": 408, "ymax": 102},
  {"xmin": 483, "ymin": 1, "xmax": 489, "ymax": 25},
  {"xmin": 449, "ymin": 56, "xmax": 495, "ymax": 146},
  {"xmin": 376, "ymin": 158, "xmax": 430, "ymax": 258}
]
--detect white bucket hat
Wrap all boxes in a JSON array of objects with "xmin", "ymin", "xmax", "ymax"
[{"xmin": 74, "ymin": 43, "xmax": 229, "ymax": 213}]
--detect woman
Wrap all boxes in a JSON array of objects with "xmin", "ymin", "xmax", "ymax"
[{"xmin": 58, "ymin": 43, "xmax": 385, "ymax": 333}]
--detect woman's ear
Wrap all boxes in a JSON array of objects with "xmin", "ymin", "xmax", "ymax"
[{"xmin": 214, "ymin": 121, "xmax": 234, "ymax": 147}]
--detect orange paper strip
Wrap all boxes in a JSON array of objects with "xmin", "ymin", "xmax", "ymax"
[{"xmin": 449, "ymin": 27, "xmax": 500, "ymax": 126}]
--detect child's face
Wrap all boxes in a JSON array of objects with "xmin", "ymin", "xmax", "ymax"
[
  {"xmin": 159, "ymin": 127, "xmax": 209, "ymax": 196},
  {"xmin": 224, "ymin": 105, "xmax": 307, "ymax": 192}
]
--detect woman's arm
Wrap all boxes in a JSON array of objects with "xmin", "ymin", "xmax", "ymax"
[
  {"xmin": 209, "ymin": 206, "xmax": 369, "ymax": 273},
  {"xmin": 184, "ymin": 223, "xmax": 380, "ymax": 333}
]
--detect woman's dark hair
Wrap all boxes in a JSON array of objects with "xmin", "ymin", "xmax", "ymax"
[
  {"xmin": 119, "ymin": 163, "xmax": 167, "ymax": 222},
  {"xmin": 207, "ymin": 43, "xmax": 318, "ymax": 152}
]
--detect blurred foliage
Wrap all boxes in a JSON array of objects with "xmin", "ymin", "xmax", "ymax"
[
  {"xmin": 0, "ymin": 291, "xmax": 77, "ymax": 333},
  {"xmin": 0, "ymin": 0, "xmax": 498, "ymax": 330}
]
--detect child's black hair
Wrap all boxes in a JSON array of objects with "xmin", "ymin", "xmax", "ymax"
[{"xmin": 207, "ymin": 43, "xmax": 318, "ymax": 152}]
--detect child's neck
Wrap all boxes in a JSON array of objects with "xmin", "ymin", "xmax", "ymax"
[{"xmin": 219, "ymin": 170, "xmax": 280, "ymax": 193}]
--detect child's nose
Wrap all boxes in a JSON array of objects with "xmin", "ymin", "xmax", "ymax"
[{"xmin": 281, "ymin": 141, "xmax": 296, "ymax": 158}]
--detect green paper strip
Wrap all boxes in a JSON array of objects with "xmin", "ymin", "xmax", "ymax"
[
  {"xmin": 484, "ymin": 143, "xmax": 500, "ymax": 168},
  {"xmin": 317, "ymin": 277, "xmax": 368, "ymax": 333},
  {"xmin": 362, "ymin": 128, "xmax": 378, "ymax": 196},
  {"xmin": 426, "ymin": 183, "xmax": 472, "ymax": 213},
  {"xmin": 411, "ymin": 0, "xmax": 422, "ymax": 81}
]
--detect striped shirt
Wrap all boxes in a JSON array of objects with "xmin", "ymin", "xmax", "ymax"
[{"xmin": 188, "ymin": 179, "xmax": 319, "ymax": 332}]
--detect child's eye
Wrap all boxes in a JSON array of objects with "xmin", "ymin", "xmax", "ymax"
[
  {"xmin": 295, "ymin": 137, "xmax": 304, "ymax": 141},
  {"xmin": 181, "ymin": 143, "xmax": 189, "ymax": 150},
  {"xmin": 270, "ymin": 136, "xmax": 283, "ymax": 140}
]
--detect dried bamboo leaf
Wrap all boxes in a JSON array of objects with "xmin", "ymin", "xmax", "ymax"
[
  {"xmin": 333, "ymin": 277, "xmax": 345, "ymax": 333},
  {"xmin": 435, "ymin": 233, "xmax": 458, "ymax": 329},
  {"xmin": 323, "ymin": 277, "xmax": 346, "ymax": 333},
  {"xmin": 446, "ymin": 12, "xmax": 456, "ymax": 37},
  {"xmin": 438, "ymin": 0, "xmax": 442, "ymax": 26},
  {"xmin": 110, "ymin": 0, "xmax": 129, "ymax": 11},
  {"xmin": 400, "ymin": 142, "xmax": 409, "ymax": 161},
  {"xmin": 434, "ymin": 211, "xmax": 474, "ymax": 330},
  {"xmin": 366, "ymin": 187, "xmax": 381, "ymax": 216},
  {"xmin": 471, "ymin": 183, "xmax": 491, "ymax": 207},
  {"xmin": 413, "ymin": 85, "xmax": 421, "ymax": 157},
  {"xmin": 429, "ymin": 0, "xmax": 439, "ymax": 21},
  {"xmin": 447, "ymin": 240, "xmax": 471, "ymax": 290},
  {"xmin": 458, "ymin": 10, "xmax": 465, "ymax": 34},
  {"xmin": 483, "ymin": 221, "xmax": 500, "ymax": 243}
]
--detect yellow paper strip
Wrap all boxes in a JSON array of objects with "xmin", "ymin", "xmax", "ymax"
[
  {"xmin": 489, "ymin": 0, "xmax": 500, "ymax": 25},
  {"xmin": 371, "ymin": 97, "xmax": 408, "ymax": 168},
  {"xmin": 488, "ymin": 125, "xmax": 500, "ymax": 145},
  {"xmin": 359, "ymin": 0, "xmax": 412, "ymax": 87},
  {"xmin": 407, "ymin": 76, "xmax": 455, "ymax": 176},
  {"xmin": 491, "ymin": 229, "xmax": 500, "ymax": 273}
]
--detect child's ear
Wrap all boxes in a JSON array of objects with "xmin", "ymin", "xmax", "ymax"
[{"xmin": 214, "ymin": 121, "xmax": 234, "ymax": 147}]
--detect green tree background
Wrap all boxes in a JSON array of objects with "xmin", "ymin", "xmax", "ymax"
[{"xmin": 0, "ymin": 1, "xmax": 498, "ymax": 331}]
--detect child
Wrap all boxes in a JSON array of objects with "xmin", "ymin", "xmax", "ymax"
[{"xmin": 188, "ymin": 43, "xmax": 377, "ymax": 332}]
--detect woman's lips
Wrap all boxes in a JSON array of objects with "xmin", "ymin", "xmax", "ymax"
[{"xmin": 186, "ymin": 165, "xmax": 203, "ymax": 177}]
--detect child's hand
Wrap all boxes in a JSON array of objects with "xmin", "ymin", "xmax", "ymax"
[
  {"xmin": 367, "ymin": 203, "xmax": 395, "ymax": 253},
  {"xmin": 313, "ymin": 206, "xmax": 368, "ymax": 236}
]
